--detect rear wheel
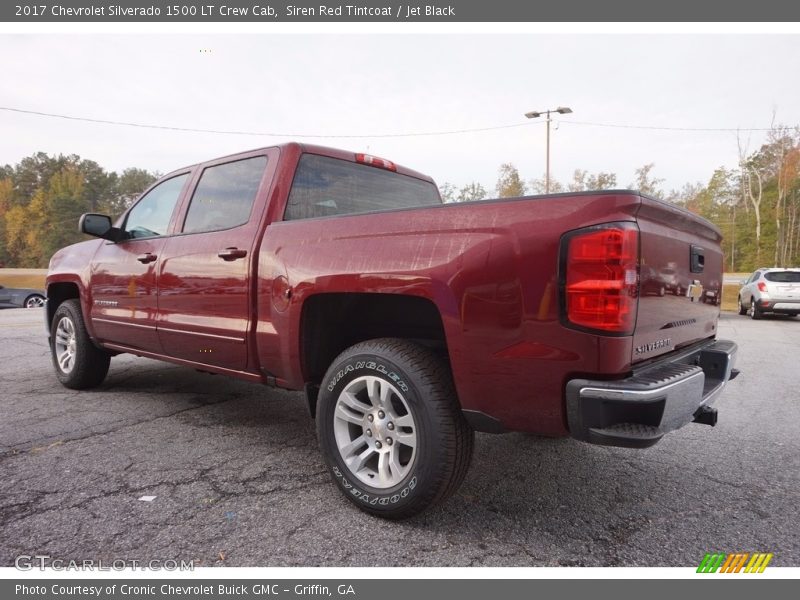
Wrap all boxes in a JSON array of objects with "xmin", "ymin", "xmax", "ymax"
[
  {"xmin": 749, "ymin": 298, "xmax": 763, "ymax": 320},
  {"xmin": 24, "ymin": 294, "xmax": 45, "ymax": 308},
  {"xmin": 50, "ymin": 299, "xmax": 111, "ymax": 389},
  {"xmin": 738, "ymin": 296, "xmax": 748, "ymax": 315},
  {"xmin": 316, "ymin": 338, "xmax": 473, "ymax": 519}
]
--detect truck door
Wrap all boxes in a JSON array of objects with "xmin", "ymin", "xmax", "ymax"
[
  {"xmin": 156, "ymin": 151, "xmax": 273, "ymax": 372},
  {"xmin": 89, "ymin": 173, "xmax": 190, "ymax": 352}
]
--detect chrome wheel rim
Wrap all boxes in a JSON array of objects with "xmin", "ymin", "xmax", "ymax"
[
  {"xmin": 26, "ymin": 296, "xmax": 45, "ymax": 308},
  {"xmin": 749, "ymin": 300, "xmax": 755, "ymax": 317},
  {"xmin": 333, "ymin": 375, "xmax": 417, "ymax": 489},
  {"xmin": 54, "ymin": 316, "xmax": 77, "ymax": 374}
]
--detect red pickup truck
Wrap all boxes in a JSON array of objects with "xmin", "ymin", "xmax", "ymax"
[{"xmin": 46, "ymin": 143, "xmax": 738, "ymax": 518}]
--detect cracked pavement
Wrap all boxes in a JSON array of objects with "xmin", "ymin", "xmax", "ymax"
[{"xmin": 0, "ymin": 309, "xmax": 798, "ymax": 567}]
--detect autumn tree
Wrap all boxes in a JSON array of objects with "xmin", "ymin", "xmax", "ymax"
[
  {"xmin": 568, "ymin": 169, "xmax": 618, "ymax": 192},
  {"xmin": 630, "ymin": 163, "xmax": 665, "ymax": 198},
  {"xmin": 0, "ymin": 152, "xmax": 158, "ymax": 267},
  {"xmin": 496, "ymin": 163, "xmax": 526, "ymax": 198},
  {"xmin": 457, "ymin": 182, "xmax": 488, "ymax": 202},
  {"xmin": 528, "ymin": 175, "xmax": 564, "ymax": 195}
]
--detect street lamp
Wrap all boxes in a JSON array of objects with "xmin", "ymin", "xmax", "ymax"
[{"xmin": 524, "ymin": 106, "xmax": 573, "ymax": 194}]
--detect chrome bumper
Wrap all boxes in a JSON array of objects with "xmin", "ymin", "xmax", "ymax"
[{"xmin": 566, "ymin": 339, "xmax": 738, "ymax": 448}]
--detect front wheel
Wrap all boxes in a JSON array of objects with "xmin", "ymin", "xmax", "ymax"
[
  {"xmin": 50, "ymin": 299, "xmax": 111, "ymax": 389},
  {"xmin": 316, "ymin": 338, "xmax": 474, "ymax": 519}
]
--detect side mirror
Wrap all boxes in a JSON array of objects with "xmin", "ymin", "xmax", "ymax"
[{"xmin": 79, "ymin": 213, "xmax": 123, "ymax": 242}]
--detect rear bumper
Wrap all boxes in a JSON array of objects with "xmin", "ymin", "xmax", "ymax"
[
  {"xmin": 566, "ymin": 338, "xmax": 738, "ymax": 448},
  {"xmin": 759, "ymin": 298, "xmax": 800, "ymax": 313}
]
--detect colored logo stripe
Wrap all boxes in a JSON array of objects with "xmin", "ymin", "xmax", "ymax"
[
  {"xmin": 745, "ymin": 553, "xmax": 773, "ymax": 573},
  {"xmin": 697, "ymin": 552, "xmax": 773, "ymax": 573},
  {"xmin": 697, "ymin": 553, "xmax": 726, "ymax": 573}
]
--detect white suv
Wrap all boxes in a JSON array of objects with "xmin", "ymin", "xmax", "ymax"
[{"xmin": 738, "ymin": 268, "xmax": 800, "ymax": 319}]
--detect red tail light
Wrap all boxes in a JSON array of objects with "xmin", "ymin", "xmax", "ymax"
[
  {"xmin": 355, "ymin": 153, "xmax": 397, "ymax": 172},
  {"xmin": 757, "ymin": 281, "xmax": 767, "ymax": 292},
  {"xmin": 563, "ymin": 223, "xmax": 639, "ymax": 334}
]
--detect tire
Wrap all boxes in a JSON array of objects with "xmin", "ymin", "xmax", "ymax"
[
  {"xmin": 24, "ymin": 294, "xmax": 46, "ymax": 308},
  {"xmin": 749, "ymin": 298, "xmax": 762, "ymax": 321},
  {"xmin": 50, "ymin": 299, "xmax": 111, "ymax": 389},
  {"xmin": 738, "ymin": 296, "xmax": 748, "ymax": 315},
  {"xmin": 316, "ymin": 338, "xmax": 474, "ymax": 519}
]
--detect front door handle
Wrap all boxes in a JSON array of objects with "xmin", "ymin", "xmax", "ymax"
[
  {"xmin": 218, "ymin": 247, "xmax": 247, "ymax": 261},
  {"xmin": 137, "ymin": 253, "xmax": 157, "ymax": 264}
]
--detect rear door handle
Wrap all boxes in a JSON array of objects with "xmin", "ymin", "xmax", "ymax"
[
  {"xmin": 218, "ymin": 247, "xmax": 247, "ymax": 261},
  {"xmin": 137, "ymin": 253, "xmax": 157, "ymax": 264}
]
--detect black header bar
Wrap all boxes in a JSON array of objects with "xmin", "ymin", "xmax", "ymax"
[{"xmin": 3, "ymin": 0, "xmax": 800, "ymax": 22}]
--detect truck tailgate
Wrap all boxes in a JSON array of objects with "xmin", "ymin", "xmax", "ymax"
[{"xmin": 633, "ymin": 196, "xmax": 723, "ymax": 364}]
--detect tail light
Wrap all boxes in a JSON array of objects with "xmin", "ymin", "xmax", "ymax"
[
  {"xmin": 757, "ymin": 281, "xmax": 768, "ymax": 293},
  {"xmin": 562, "ymin": 223, "xmax": 639, "ymax": 334},
  {"xmin": 355, "ymin": 153, "xmax": 397, "ymax": 172}
]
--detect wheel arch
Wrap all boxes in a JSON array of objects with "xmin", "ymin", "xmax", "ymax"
[
  {"xmin": 45, "ymin": 281, "xmax": 81, "ymax": 335},
  {"xmin": 299, "ymin": 292, "xmax": 450, "ymax": 417}
]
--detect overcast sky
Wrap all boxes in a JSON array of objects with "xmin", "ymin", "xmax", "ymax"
[{"xmin": 1, "ymin": 34, "xmax": 799, "ymax": 193}]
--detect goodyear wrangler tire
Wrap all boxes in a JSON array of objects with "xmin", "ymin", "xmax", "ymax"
[
  {"xmin": 50, "ymin": 299, "xmax": 111, "ymax": 389},
  {"xmin": 316, "ymin": 338, "xmax": 474, "ymax": 519}
]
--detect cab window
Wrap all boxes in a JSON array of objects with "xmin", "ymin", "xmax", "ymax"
[
  {"xmin": 124, "ymin": 174, "xmax": 188, "ymax": 239},
  {"xmin": 182, "ymin": 156, "xmax": 267, "ymax": 234}
]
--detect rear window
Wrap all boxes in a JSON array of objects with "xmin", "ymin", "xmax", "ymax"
[
  {"xmin": 764, "ymin": 271, "xmax": 800, "ymax": 283},
  {"xmin": 283, "ymin": 154, "xmax": 441, "ymax": 221}
]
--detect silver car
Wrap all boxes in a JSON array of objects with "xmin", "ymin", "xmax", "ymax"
[
  {"xmin": 0, "ymin": 284, "xmax": 46, "ymax": 309},
  {"xmin": 738, "ymin": 268, "xmax": 800, "ymax": 319}
]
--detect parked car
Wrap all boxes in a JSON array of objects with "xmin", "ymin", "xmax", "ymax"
[
  {"xmin": 659, "ymin": 264, "xmax": 688, "ymax": 296},
  {"xmin": 639, "ymin": 265, "xmax": 666, "ymax": 296},
  {"xmin": 0, "ymin": 284, "xmax": 46, "ymax": 308},
  {"xmin": 45, "ymin": 143, "xmax": 738, "ymax": 519},
  {"xmin": 738, "ymin": 268, "xmax": 800, "ymax": 319}
]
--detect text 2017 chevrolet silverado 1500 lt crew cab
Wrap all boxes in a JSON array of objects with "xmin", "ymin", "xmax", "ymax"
[{"xmin": 46, "ymin": 143, "xmax": 739, "ymax": 518}]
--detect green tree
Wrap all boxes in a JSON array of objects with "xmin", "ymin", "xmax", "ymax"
[{"xmin": 111, "ymin": 167, "xmax": 157, "ymax": 216}]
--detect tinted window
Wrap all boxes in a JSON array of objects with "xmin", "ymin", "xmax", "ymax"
[
  {"xmin": 125, "ymin": 174, "xmax": 188, "ymax": 239},
  {"xmin": 764, "ymin": 271, "xmax": 800, "ymax": 283},
  {"xmin": 284, "ymin": 154, "xmax": 441, "ymax": 221},
  {"xmin": 183, "ymin": 156, "xmax": 267, "ymax": 234}
]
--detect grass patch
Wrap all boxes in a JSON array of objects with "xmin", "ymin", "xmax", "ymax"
[
  {"xmin": 721, "ymin": 283, "xmax": 741, "ymax": 312},
  {"xmin": 0, "ymin": 269, "xmax": 47, "ymax": 291}
]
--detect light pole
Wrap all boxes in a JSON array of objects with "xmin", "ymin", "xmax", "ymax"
[{"xmin": 524, "ymin": 106, "xmax": 573, "ymax": 194}]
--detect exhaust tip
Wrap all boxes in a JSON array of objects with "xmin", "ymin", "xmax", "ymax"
[{"xmin": 693, "ymin": 405, "xmax": 718, "ymax": 427}]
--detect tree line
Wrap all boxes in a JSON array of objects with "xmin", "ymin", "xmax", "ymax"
[
  {"xmin": 2, "ymin": 127, "xmax": 799, "ymax": 271},
  {"xmin": 0, "ymin": 153, "xmax": 157, "ymax": 267},
  {"xmin": 441, "ymin": 124, "xmax": 800, "ymax": 272}
]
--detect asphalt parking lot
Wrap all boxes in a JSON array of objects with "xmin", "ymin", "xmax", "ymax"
[{"xmin": 1, "ymin": 309, "xmax": 798, "ymax": 567}]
